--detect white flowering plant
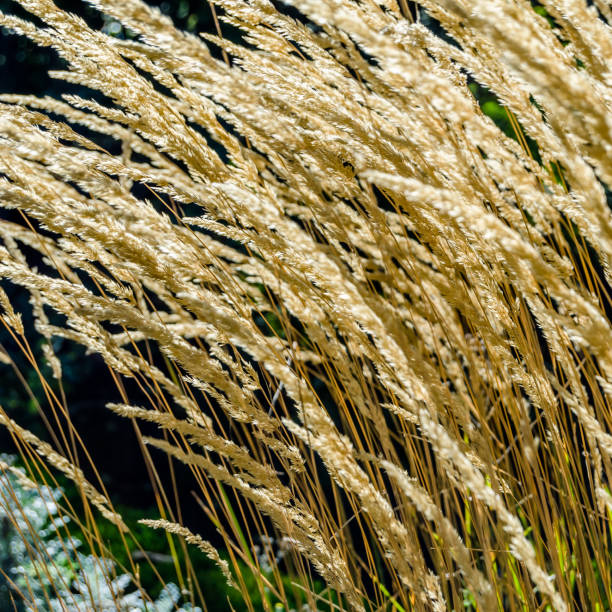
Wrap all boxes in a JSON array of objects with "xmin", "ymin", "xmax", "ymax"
[{"xmin": 0, "ymin": 455, "xmax": 199, "ymax": 612}]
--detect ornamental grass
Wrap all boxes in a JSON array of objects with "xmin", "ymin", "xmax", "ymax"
[{"xmin": 0, "ymin": 1, "xmax": 611, "ymax": 610}]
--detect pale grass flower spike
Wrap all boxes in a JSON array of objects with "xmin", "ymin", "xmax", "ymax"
[{"xmin": 0, "ymin": 0, "xmax": 610, "ymax": 610}]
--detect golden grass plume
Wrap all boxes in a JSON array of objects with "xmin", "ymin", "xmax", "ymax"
[{"xmin": 0, "ymin": 0, "xmax": 612, "ymax": 610}]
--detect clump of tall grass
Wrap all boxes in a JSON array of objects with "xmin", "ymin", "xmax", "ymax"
[{"xmin": 0, "ymin": 0, "xmax": 611, "ymax": 609}]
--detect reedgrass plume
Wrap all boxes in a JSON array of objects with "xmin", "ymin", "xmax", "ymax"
[{"xmin": 0, "ymin": 0, "xmax": 611, "ymax": 609}]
